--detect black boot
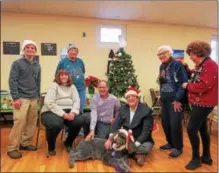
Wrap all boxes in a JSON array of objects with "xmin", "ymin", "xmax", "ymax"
[
  {"xmin": 185, "ymin": 159, "xmax": 201, "ymax": 170},
  {"xmin": 201, "ymin": 156, "xmax": 213, "ymax": 165}
]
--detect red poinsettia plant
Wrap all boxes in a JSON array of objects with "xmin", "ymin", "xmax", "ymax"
[{"xmin": 85, "ymin": 76, "xmax": 99, "ymax": 88}]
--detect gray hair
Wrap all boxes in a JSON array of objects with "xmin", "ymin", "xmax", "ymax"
[{"xmin": 157, "ymin": 45, "xmax": 173, "ymax": 54}]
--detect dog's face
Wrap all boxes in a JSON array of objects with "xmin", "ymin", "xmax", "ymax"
[
  {"xmin": 111, "ymin": 129, "xmax": 137, "ymax": 154},
  {"xmin": 111, "ymin": 131, "xmax": 127, "ymax": 151}
]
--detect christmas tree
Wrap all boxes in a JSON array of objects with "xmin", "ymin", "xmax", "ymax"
[{"xmin": 106, "ymin": 48, "xmax": 140, "ymax": 98}]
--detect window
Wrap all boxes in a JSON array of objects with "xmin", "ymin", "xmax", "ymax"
[
  {"xmin": 210, "ymin": 37, "xmax": 218, "ymax": 64},
  {"xmin": 97, "ymin": 24, "xmax": 126, "ymax": 48},
  {"xmin": 100, "ymin": 28, "xmax": 122, "ymax": 43}
]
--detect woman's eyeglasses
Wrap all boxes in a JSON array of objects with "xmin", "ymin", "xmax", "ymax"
[{"xmin": 157, "ymin": 51, "xmax": 169, "ymax": 57}]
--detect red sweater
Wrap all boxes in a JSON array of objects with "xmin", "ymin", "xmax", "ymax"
[{"xmin": 186, "ymin": 58, "xmax": 218, "ymax": 107}]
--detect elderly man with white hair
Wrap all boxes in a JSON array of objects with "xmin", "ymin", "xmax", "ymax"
[
  {"xmin": 157, "ymin": 45, "xmax": 188, "ymax": 158},
  {"xmin": 7, "ymin": 40, "xmax": 41, "ymax": 159}
]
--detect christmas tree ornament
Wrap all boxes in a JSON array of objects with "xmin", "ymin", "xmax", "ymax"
[
  {"xmin": 128, "ymin": 78, "xmax": 132, "ymax": 83},
  {"xmin": 107, "ymin": 49, "xmax": 115, "ymax": 74}
]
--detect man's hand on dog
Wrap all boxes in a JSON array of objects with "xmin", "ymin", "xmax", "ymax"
[
  {"xmin": 85, "ymin": 130, "xmax": 95, "ymax": 141},
  {"xmin": 104, "ymin": 139, "xmax": 112, "ymax": 150}
]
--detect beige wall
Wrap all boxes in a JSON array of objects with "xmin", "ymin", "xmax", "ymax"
[{"xmin": 1, "ymin": 12, "xmax": 217, "ymax": 105}]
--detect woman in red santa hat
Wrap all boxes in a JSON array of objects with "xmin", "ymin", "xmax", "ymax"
[{"xmin": 104, "ymin": 87, "xmax": 154, "ymax": 166}]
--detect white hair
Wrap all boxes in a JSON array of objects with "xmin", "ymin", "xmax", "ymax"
[{"xmin": 157, "ymin": 45, "xmax": 173, "ymax": 54}]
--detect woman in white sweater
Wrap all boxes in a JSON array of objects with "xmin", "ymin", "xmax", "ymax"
[{"xmin": 41, "ymin": 69, "xmax": 84, "ymax": 156}]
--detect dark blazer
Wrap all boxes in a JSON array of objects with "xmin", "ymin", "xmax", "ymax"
[{"xmin": 110, "ymin": 103, "xmax": 154, "ymax": 144}]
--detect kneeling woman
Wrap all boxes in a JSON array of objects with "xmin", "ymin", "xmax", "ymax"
[{"xmin": 41, "ymin": 69, "xmax": 84, "ymax": 156}]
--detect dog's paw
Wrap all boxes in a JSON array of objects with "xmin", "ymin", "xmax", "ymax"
[
  {"xmin": 69, "ymin": 163, "xmax": 75, "ymax": 168},
  {"xmin": 69, "ymin": 160, "xmax": 75, "ymax": 169}
]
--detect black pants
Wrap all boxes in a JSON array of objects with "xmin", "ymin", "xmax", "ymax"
[
  {"xmin": 41, "ymin": 111, "xmax": 84, "ymax": 151},
  {"xmin": 83, "ymin": 112, "xmax": 110, "ymax": 139},
  {"xmin": 161, "ymin": 99, "xmax": 183, "ymax": 150},
  {"xmin": 187, "ymin": 105, "xmax": 214, "ymax": 160}
]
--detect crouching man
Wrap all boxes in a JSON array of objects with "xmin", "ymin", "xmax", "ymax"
[{"xmin": 104, "ymin": 87, "xmax": 154, "ymax": 166}]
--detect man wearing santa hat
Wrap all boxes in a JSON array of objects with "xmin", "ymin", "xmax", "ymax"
[
  {"xmin": 7, "ymin": 40, "xmax": 41, "ymax": 159},
  {"xmin": 104, "ymin": 87, "xmax": 154, "ymax": 166}
]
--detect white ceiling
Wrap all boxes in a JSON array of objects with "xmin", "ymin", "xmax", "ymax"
[{"xmin": 1, "ymin": 0, "xmax": 218, "ymax": 28}]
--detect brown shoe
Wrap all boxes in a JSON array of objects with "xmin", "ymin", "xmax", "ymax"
[
  {"xmin": 134, "ymin": 154, "xmax": 145, "ymax": 166},
  {"xmin": 19, "ymin": 145, "xmax": 37, "ymax": 151},
  {"xmin": 7, "ymin": 150, "xmax": 22, "ymax": 159}
]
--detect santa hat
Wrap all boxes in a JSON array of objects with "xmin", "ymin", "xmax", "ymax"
[
  {"xmin": 118, "ymin": 129, "xmax": 135, "ymax": 150},
  {"xmin": 67, "ymin": 44, "xmax": 79, "ymax": 52},
  {"xmin": 157, "ymin": 45, "xmax": 173, "ymax": 55},
  {"xmin": 118, "ymin": 129, "xmax": 135, "ymax": 142},
  {"xmin": 125, "ymin": 87, "xmax": 140, "ymax": 98},
  {"xmin": 20, "ymin": 40, "xmax": 37, "ymax": 55}
]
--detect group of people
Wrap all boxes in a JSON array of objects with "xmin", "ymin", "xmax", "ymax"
[
  {"xmin": 157, "ymin": 42, "xmax": 218, "ymax": 170},
  {"xmin": 7, "ymin": 39, "xmax": 218, "ymax": 171}
]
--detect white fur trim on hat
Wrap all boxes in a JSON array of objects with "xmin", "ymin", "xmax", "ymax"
[
  {"xmin": 157, "ymin": 45, "xmax": 173, "ymax": 54},
  {"xmin": 125, "ymin": 90, "xmax": 141, "ymax": 98},
  {"xmin": 67, "ymin": 44, "xmax": 78, "ymax": 52},
  {"xmin": 20, "ymin": 40, "xmax": 37, "ymax": 55},
  {"xmin": 125, "ymin": 90, "xmax": 137, "ymax": 98}
]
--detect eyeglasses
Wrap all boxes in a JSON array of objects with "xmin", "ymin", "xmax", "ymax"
[{"xmin": 157, "ymin": 51, "xmax": 169, "ymax": 57}]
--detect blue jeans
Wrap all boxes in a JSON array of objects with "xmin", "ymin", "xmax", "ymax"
[{"xmin": 78, "ymin": 89, "xmax": 86, "ymax": 113}]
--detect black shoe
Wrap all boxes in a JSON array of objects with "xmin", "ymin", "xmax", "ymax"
[
  {"xmin": 19, "ymin": 145, "xmax": 37, "ymax": 151},
  {"xmin": 64, "ymin": 141, "xmax": 71, "ymax": 153},
  {"xmin": 185, "ymin": 159, "xmax": 201, "ymax": 170},
  {"xmin": 159, "ymin": 144, "xmax": 173, "ymax": 151},
  {"xmin": 201, "ymin": 156, "xmax": 213, "ymax": 165},
  {"xmin": 48, "ymin": 150, "xmax": 56, "ymax": 156},
  {"xmin": 168, "ymin": 149, "xmax": 182, "ymax": 158}
]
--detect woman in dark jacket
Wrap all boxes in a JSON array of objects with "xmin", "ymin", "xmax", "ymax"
[{"xmin": 182, "ymin": 41, "xmax": 218, "ymax": 170}]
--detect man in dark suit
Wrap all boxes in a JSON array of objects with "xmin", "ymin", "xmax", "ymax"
[{"xmin": 104, "ymin": 87, "xmax": 154, "ymax": 166}]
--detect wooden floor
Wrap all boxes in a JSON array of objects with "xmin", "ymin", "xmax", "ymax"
[{"xmin": 1, "ymin": 119, "xmax": 218, "ymax": 172}]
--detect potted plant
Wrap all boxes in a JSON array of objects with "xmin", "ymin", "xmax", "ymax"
[{"xmin": 85, "ymin": 76, "xmax": 99, "ymax": 94}]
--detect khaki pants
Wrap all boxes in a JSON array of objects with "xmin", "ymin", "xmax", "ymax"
[{"xmin": 8, "ymin": 99, "xmax": 38, "ymax": 152}]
